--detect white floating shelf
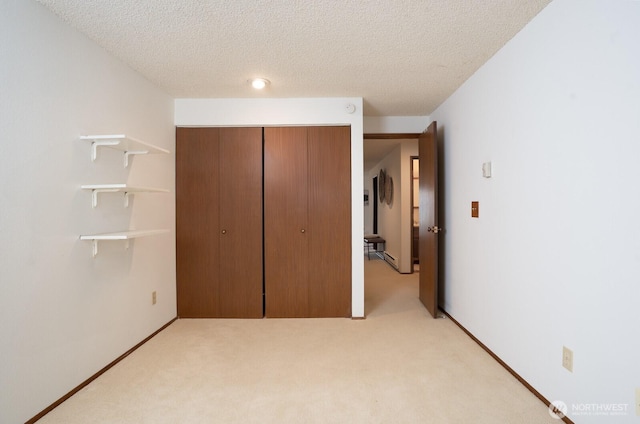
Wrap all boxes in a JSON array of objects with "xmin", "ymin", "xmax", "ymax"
[
  {"xmin": 81, "ymin": 184, "xmax": 169, "ymax": 208},
  {"xmin": 80, "ymin": 229, "xmax": 169, "ymax": 257},
  {"xmin": 80, "ymin": 134, "xmax": 170, "ymax": 167}
]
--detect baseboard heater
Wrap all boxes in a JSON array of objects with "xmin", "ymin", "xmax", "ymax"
[{"xmin": 383, "ymin": 251, "xmax": 399, "ymax": 269}]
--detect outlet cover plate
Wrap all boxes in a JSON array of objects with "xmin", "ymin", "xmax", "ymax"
[{"xmin": 562, "ymin": 346, "xmax": 573, "ymax": 372}]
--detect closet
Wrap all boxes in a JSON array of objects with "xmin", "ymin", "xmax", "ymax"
[
  {"xmin": 264, "ymin": 126, "xmax": 351, "ymax": 318},
  {"xmin": 176, "ymin": 127, "xmax": 263, "ymax": 318},
  {"xmin": 176, "ymin": 125, "xmax": 351, "ymax": 318}
]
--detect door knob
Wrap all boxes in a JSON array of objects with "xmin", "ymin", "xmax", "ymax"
[
  {"xmin": 221, "ymin": 229, "xmax": 227, "ymax": 234},
  {"xmin": 427, "ymin": 226, "xmax": 441, "ymax": 234},
  {"xmin": 300, "ymin": 229, "xmax": 306, "ymax": 233}
]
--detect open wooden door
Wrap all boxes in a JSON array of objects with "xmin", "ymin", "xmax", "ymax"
[{"xmin": 418, "ymin": 121, "xmax": 440, "ymax": 318}]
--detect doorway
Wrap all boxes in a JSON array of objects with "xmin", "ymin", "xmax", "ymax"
[
  {"xmin": 411, "ymin": 156, "xmax": 419, "ymax": 273},
  {"xmin": 363, "ymin": 126, "xmax": 440, "ymax": 317},
  {"xmin": 363, "ymin": 133, "xmax": 420, "ymax": 315}
]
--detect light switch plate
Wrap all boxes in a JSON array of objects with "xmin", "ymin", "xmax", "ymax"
[{"xmin": 482, "ymin": 162, "xmax": 492, "ymax": 178}]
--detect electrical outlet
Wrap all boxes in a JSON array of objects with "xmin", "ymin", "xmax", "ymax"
[
  {"xmin": 562, "ymin": 346, "xmax": 573, "ymax": 372},
  {"xmin": 152, "ymin": 291, "xmax": 157, "ymax": 305}
]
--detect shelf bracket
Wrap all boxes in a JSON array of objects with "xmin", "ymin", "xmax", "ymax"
[
  {"xmin": 124, "ymin": 192, "xmax": 131, "ymax": 208},
  {"xmin": 91, "ymin": 240, "xmax": 99, "ymax": 258},
  {"xmin": 90, "ymin": 140, "xmax": 120, "ymax": 162},
  {"xmin": 123, "ymin": 150, "xmax": 149, "ymax": 168},
  {"xmin": 90, "ymin": 188, "xmax": 119, "ymax": 208}
]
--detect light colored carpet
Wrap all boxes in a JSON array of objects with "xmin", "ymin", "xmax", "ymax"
[{"xmin": 38, "ymin": 258, "xmax": 556, "ymax": 423}]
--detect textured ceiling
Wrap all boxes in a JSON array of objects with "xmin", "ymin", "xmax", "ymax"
[{"xmin": 36, "ymin": 0, "xmax": 551, "ymax": 116}]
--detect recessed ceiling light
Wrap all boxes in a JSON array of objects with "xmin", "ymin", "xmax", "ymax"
[{"xmin": 250, "ymin": 78, "xmax": 270, "ymax": 90}]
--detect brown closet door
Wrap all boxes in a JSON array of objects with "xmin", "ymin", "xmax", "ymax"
[
  {"xmin": 176, "ymin": 127, "xmax": 220, "ymax": 317},
  {"xmin": 307, "ymin": 126, "xmax": 352, "ymax": 317},
  {"xmin": 264, "ymin": 127, "xmax": 310, "ymax": 317},
  {"xmin": 218, "ymin": 127, "xmax": 263, "ymax": 318},
  {"xmin": 177, "ymin": 127, "xmax": 263, "ymax": 318},
  {"xmin": 265, "ymin": 126, "xmax": 352, "ymax": 318}
]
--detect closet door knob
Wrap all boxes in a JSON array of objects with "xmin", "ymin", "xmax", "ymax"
[
  {"xmin": 221, "ymin": 229, "xmax": 227, "ymax": 235},
  {"xmin": 300, "ymin": 229, "xmax": 306, "ymax": 233}
]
